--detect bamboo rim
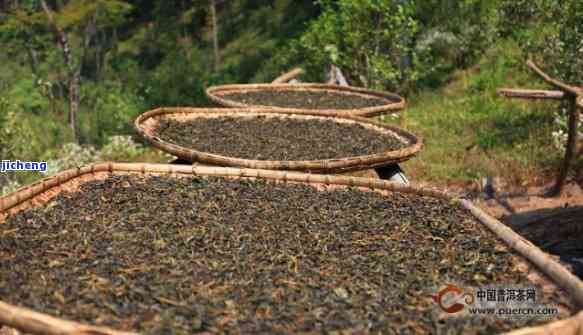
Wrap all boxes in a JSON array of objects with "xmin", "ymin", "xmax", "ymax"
[
  {"xmin": 503, "ymin": 310, "xmax": 583, "ymax": 335},
  {"xmin": 205, "ymin": 83, "xmax": 406, "ymax": 117},
  {"xmin": 1, "ymin": 163, "xmax": 583, "ymax": 335},
  {"xmin": 134, "ymin": 107, "xmax": 423, "ymax": 172}
]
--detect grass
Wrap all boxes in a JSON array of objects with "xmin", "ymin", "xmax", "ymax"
[{"xmin": 394, "ymin": 40, "xmax": 565, "ymax": 189}]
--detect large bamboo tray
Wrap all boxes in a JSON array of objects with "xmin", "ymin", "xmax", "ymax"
[
  {"xmin": 205, "ymin": 83, "xmax": 406, "ymax": 117},
  {"xmin": 1, "ymin": 163, "xmax": 583, "ymax": 335},
  {"xmin": 134, "ymin": 108, "xmax": 422, "ymax": 173}
]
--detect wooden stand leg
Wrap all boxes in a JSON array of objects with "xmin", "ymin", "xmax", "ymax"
[
  {"xmin": 170, "ymin": 157, "xmax": 192, "ymax": 165},
  {"xmin": 547, "ymin": 96, "xmax": 580, "ymax": 197},
  {"xmin": 375, "ymin": 164, "xmax": 409, "ymax": 184}
]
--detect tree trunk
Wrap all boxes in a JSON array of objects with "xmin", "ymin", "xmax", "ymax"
[
  {"xmin": 24, "ymin": 42, "xmax": 39, "ymax": 75},
  {"xmin": 210, "ymin": 0, "xmax": 220, "ymax": 71},
  {"xmin": 40, "ymin": 0, "xmax": 80, "ymax": 143}
]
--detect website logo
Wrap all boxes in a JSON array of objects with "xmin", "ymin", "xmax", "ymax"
[{"xmin": 432, "ymin": 284, "xmax": 475, "ymax": 313}]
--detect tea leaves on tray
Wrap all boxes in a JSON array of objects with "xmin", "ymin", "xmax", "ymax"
[
  {"xmin": 156, "ymin": 116, "xmax": 406, "ymax": 161},
  {"xmin": 219, "ymin": 90, "xmax": 388, "ymax": 110},
  {"xmin": 0, "ymin": 175, "xmax": 571, "ymax": 334}
]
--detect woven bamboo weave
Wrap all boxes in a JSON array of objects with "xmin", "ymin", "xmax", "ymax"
[
  {"xmin": 205, "ymin": 83, "xmax": 406, "ymax": 117},
  {"xmin": 134, "ymin": 107, "xmax": 422, "ymax": 173},
  {"xmin": 0, "ymin": 163, "xmax": 582, "ymax": 335}
]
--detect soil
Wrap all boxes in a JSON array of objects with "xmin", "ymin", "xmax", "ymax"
[
  {"xmin": 484, "ymin": 184, "xmax": 583, "ymax": 279},
  {"xmin": 0, "ymin": 175, "xmax": 571, "ymax": 334},
  {"xmin": 219, "ymin": 90, "xmax": 388, "ymax": 110},
  {"xmin": 417, "ymin": 179, "xmax": 583, "ymax": 279},
  {"xmin": 156, "ymin": 116, "xmax": 406, "ymax": 161}
]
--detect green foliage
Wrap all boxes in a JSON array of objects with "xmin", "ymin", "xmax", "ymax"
[
  {"xmin": 56, "ymin": 0, "xmax": 132, "ymax": 29},
  {"xmin": 413, "ymin": 0, "xmax": 501, "ymax": 88},
  {"xmin": 297, "ymin": 0, "xmax": 419, "ymax": 91},
  {"xmin": 81, "ymin": 82, "xmax": 145, "ymax": 145},
  {"xmin": 536, "ymin": 0, "xmax": 582, "ymax": 83},
  {"xmin": 0, "ymin": 98, "xmax": 10, "ymax": 157},
  {"xmin": 44, "ymin": 135, "xmax": 145, "ymax": 177},
  {"xmin": 7, "ymin": 78, "xmax": 49, "ymax": 115},
  {"xmin": 99, "ymin": 135, "xmax": 145, "ymax": 161},
  {"xmin": 135, "ymin": 49, "xmax": 212, "ymax": 108},
  {"xmin": 499, "ymin": 0, "xmax": 582, "ymax": 83},
  {"xmin": 292, "ymin": 0, "xmax": 502, "ymax": 91},
  {"xmin": 498, "ymin": 0, "xmax": 582, "ymax": 156}
]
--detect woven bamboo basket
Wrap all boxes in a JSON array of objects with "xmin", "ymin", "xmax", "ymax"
[
  {"xmin": 205, "ymin": 83, "xmax": 406, "ymax": 117},
  {"xmin": 1, "ymin": 163, "xmax": 583, "ymax": 335},
  {"xmin": 134, "ymin": 107, "xmax": 422, "ymax": 173}
]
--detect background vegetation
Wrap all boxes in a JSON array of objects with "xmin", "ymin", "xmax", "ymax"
[{"xmin": 0, "ymin": 0, "xmax": 581, "ymax": 194}]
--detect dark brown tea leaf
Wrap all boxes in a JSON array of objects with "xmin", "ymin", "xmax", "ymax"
[
  {"xmin": 156, "ymin": 116, "xmax": 405, "ymax": 161},
  {"xmin": 0, "ymin": 175, "xmax": 571, "ymax": 334},
  {"xmin": 219, "ymin": 90, "xmax": 387, "ymax": 110}
]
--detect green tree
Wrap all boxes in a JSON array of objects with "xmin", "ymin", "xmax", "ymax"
[
  {"xmin": 41, "ymin": 0, "xmax": 132, "ymax": 142},
  {"xmin": 297, "ymin": 0, "xmax": 419, "ymax": 91},
  {"xmin": 0, "ymin": 0, "xmax": 132, "ymax": 143}
]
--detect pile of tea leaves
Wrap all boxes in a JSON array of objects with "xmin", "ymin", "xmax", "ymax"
[
  {"xmin": 156, "ymin": 116, "xmax": 406, "ymax": 161},
  {"xmin": 219, "ymin": 90, "xmax": 388, "ymax": 110},
  {"xmin": 0, "ymin": 175, "xmax": 570, "ymax": 334}
]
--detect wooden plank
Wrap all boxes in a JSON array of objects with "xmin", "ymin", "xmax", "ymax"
[{"xmin": 497, "ymin": 88, "xmax": 565, "ymax": 100}]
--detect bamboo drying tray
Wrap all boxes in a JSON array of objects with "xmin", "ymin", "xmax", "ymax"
[
  {"xmin": 134, "ymin": 107, "xmax": 422, "ymax": 173},
  {"xmin": 205, "ymin": 83, "xmax": 406, "ymax": 117},
  {"xmin": 1, "ymin": 163, "xmax": 583, "ymax": 335}
]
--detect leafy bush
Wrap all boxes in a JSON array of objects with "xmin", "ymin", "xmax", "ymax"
[
  {"xmin": 7, "ymin": 78, "xmax": 49, "ymax": 115},
  {"xmin": 134, "ymin": 49, "xmax": 212, "ymax": 108},
  {"xmin": 81, "ymin": 82, "xmax": 146, "ymax": 145},
  {"xmin": 536, "ymin": 1, "xmax": 582, "ymax": 83},
  {"xmin": 44, "ymin": 142, "xmax": 98, "ymax": 176},
  {"xmin": 551, "ymin": 107, "xmax": 583, "ymax": 151},
  {"xmin": 99, "ymin": 135, "xmax": 145, "ymax": 161},
  {"xmin": 0, "ymin": 99, "xmax": 57, "ymax": 161},
  {"xmin": 45, "ymin": 135, "xmax": 146, "ymax": 176},
  {"xmin": 500, "ymin": 0, "xmax": 582, "ymax": 83},
  {"xmin": 296, "ymin": 0, "xmax": 419, "ymax": 91},
  {"xmin": 292, "ymin": 0, "xmax": 501, "ymax": 91}
]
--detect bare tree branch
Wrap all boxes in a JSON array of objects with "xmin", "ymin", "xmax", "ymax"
[{"xmin": 527, "ymin": 60, "xmax": 581, "ymax": 96}]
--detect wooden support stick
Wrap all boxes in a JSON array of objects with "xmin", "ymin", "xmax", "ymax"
[
  {"xmin": 548, "ymin": 96, "xmax": 580, "ymax": 196},
  {"xmin": 497, "ymin": 88, "xmax": 565, "ymax": 100},
  {"xmin": 326, "ymin": 65, "xmax": 349, "ymax": 86},
  {"xmin": 271, "ymin": 68, "xmax": 304, "ymax": 84}
]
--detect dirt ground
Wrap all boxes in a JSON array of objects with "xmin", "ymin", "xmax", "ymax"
[{"xmin": 415, "ymin": 178, "xmax": 583, "ymax": 279}]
